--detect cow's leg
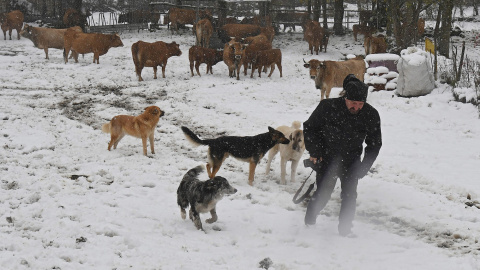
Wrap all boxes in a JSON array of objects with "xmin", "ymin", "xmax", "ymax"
[
  {"xmin": 190, "ymin": 61, "xmax": 195, "ymax": 76},
  {"xmin": 251, "ymin": 64, "xmax": 256, "ymax": 78},
  {"xmin": 8, "ymin": 29, "xmax": 12, "ymax": 40},
  {"xmin": 243, "ymin": 62, "xmax": 248, "ymax": 76},
  {"xmin": 16, "ymin": 28, "xmax": 20, "ymax": 40},
  {"xmin": 195, "ymin": 62, "xmax": 201, "ymax": 76},
  {"xmin": 136, "ymin": 66, "xmax": 144, "ymax": 81},
  {"xmin": 278, "ymin": 62, "xmax": 283, "ymax": 77},
  {"xmin": 153, "ymin": 66, "xmax": 158, "ymax": 79},
  {"xmin": 2, "ymin": 29, "xmax": 5, "ymax": 40},
  {"xmin": 268, "ymin": 63, "xmax": 275, "ymax": 77},
  {"xmin": 258, "ymin": 65, "xmax": 262, "ymax": 77},
  {"xmin": 44, "ymin": 48, "xmax": 49, "ymax": 59},
  {"xmin": 162, "ymin": 64, "xmax": 166, "ymax": 78}
]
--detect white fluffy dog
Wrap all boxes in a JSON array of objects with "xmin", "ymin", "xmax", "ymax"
[{"xmin": 265, "ymin": 121, "xmax": 306, "ymax": 184}]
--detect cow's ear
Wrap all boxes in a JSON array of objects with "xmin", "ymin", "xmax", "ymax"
[{"xmin": 303, "ymin": 63, "xmax": 310, "ymax": 68}]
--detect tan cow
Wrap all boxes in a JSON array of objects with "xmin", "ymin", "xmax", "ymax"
[
  {"xmin": 352, "ymin": 24, "xmax": 376, "ymax": 41},
  {"xmin": 131, "ymin": 40, "xmax": 182, "ymax": 81},
  {"xmin": 21, "ymin": 24, "xmax": 82, "ymax": 59},
  {"xmin": 195, "ymin": 18, "xmax": 213, "ymax": 48},
  {"xmin": 218, "ymin": 24, "xmax": 262, "ymax": 43},
  {"xmin": 364, "ymin": 35, "xmax": 387, "ymax": 55},
  {"xmin": 251, "ymin": 48, "xmax": 282, "ymax": 78},
  {"xmin": 64, "ymin": 30, "xmax": 123, "ymax": 64},
  {"xmin": 168, "ymin": 7, "xmax": 211, "ymax": 34},
  {"xmin": 223, "ymin": 39, "xmax": 244, "ymax": 79},
  {"xmin": 304, "ymin": 20, "xmax": 324, "ymax": 55},
  {"xmin": 189, "ymin": 46, "xmax": 223, "ymax": 76},
  {"xmin": 238, "ymin": 36, "xmax": 272, "ymax": 79},
  {"xmin": 1, "ymin": 10, "xmax": 24, "ymax": 40},
  {"xmin": 303, "ymin": 57, "xmax": 366, "ymax": 100}
]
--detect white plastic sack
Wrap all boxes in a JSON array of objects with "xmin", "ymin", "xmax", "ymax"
[{"xmin": 396, "ymin": 48, "xmax": 435, "ymax": 97}]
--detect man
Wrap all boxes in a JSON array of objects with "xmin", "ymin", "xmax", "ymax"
[{"xmin": 303, "ymin": 74, "xmax": 382, "ymax": 236}]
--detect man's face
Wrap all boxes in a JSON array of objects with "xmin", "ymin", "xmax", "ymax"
[{"xmin": 345, "ymin": 98, "xmax": 365, "ymax": 115}]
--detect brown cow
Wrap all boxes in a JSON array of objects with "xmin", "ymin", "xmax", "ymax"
[
  {"xmin": 364, "ymin": 35, "xmax": 387, "ymax": 55},
  {"xmin": 64, "ymin": 30, "xmax": 123, "ymax": 64},
  {"xmin": 195, "ymin": 18, "xmax": 213, "ymax": 48},
  {"xmin": 63, "ymin": 8, "xmax": 90, "ymax": 31},
  {"xmin": 238, "ymin": 36, "xmax": 272, "ymax": 79},
  {"xmin": 168, "ymin": 7, "xmax": 211, "ymax": 34},
  {"xmin": 260, "ymin": 26, "xmax": 275, "ymax": 43},
  {"xmin": 131, "ymin": 41, "xmax": 182, "ymax": 81},
  {"xmin": 189, "ymin": 46, "xmax": 223, "ymax": 76},
  {"xmin": 223, "ymin": 39, "xmax": 244, "ymax": 79},
  {"xmin": 303, "ymin": 57, "xmax": 366, "ymax": 100},
  {"xmin": 417, "ymin": 18, "xmax": 425, "ymax": 37},
  {"xmin": 304, "ymin": 20, "xmax": 324, "ymax": 55},
  {"xmin": 218, "ymin": 24, "xmax": 262, "ymax": 43},
  {"xmin": 1, "ymin": 10, "xmax": 24, "ymax": 40},
  {"xmin": 21, "ymin": 24, "xmax": 82, "ymax": 59},
  {"xmin": 352, "ymin": 24, "xmax": 376, "ymax": 41},
  {"xmin": 251, "ymin": 49, "xmax": 282, "ymax": 78}
]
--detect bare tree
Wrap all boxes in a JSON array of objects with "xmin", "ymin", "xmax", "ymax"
[{"xmin": 333, "ymin": 0, "xmax": 344, "ymax": 35}]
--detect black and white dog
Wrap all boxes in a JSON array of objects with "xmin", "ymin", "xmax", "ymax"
[{"xmin": 177, "ymin": 165, "xmax": 237, "ymax": 231}]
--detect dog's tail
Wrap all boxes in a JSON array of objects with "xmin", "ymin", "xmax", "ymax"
[
  {"xmin": 185, "ymin": 164, "xmax": 205, "ymax": 180},
  {"xmin": 101, "ymin": 123, "xmax": 111, "ymax": 133},
  {"xmin": 291, "ymin": 121, "xmax": 302, "ymax": 130},
  {"xmin": 181, "ymin": 126, "xmax": 209, "ymax": 146}
]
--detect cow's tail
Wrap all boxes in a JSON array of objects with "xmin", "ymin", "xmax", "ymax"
[
  {"xmin": 101, "ymin": 123, "xmax": 111, "ymax": 134},
  {"xmin": 131, "ymin": 42, "xmax": 140, "ymax": 74},
  {"xmin": 181, "ymin": 126, "xmax": 209, "ymax": 147}
]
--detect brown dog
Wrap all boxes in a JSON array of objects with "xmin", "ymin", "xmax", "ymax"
[{"xmin": 102, "ymin": 106, "xmax": 164, "ymax": 156}]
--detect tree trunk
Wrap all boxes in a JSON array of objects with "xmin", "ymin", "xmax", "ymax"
[
  {"xmin": 333, "ymin": 0, "xmax": 344, "ymax": 35},
  {"xmin": 322, "ymin": 0, "xmax": 328, "ymax": 29},
  {"xmin": 439, "ymin": 0, "xmax": 454, "ymax": 57},
  {"xmin": 313, "ymin": 0, "xmax": 321, "ymax": 21}
]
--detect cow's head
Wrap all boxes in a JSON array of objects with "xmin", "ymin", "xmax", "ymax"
[
  {"xmin": 303, "ymin": 59, "xmax": 325, "ymax": 82},
  {"xmin": 110, "ymin": 33, "xmax": 124, "ymax": 48},
  {"xmin": 169, "ymin": 41, "xmax": 182, "ymax": 56},
  {"xmin": 230, "ymin": 41, "xmax": 244, "ymax": 61},
  {"xmin": 20, "ymin": 24, "xmax": 32, "ymax": 38}
]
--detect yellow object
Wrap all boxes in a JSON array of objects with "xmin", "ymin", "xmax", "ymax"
[{"xmin": 425, "ymin": 37, "xmax": 435, "ymax": 54}]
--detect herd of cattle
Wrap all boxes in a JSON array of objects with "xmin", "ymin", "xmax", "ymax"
[{"xmin": 1, "ymin": 7, "xmax": 423, "ymax": 100}]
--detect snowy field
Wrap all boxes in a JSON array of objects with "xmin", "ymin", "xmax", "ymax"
[{"xmin": 1, "ymin": 14, "xmax": 480, "ymax": 270}]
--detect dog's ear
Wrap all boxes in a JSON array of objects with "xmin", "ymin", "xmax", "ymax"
[
  {"xmin": 289, "ymin": 134, "xmax": 293, "ymax": 141},
  {"xmin": 268, "ymin": 126, "xmax": 275, "ymax": 133}
]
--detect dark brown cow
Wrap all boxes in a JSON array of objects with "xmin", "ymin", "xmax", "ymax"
[
  {"xmin": 223, "ymin": 39, "xmax": 244, "ymax": 79},
  {"xmin": 168, "ymin": 7, "xmax": 211, "ymax": 34},
  {"xmin": 21, "ymin": 24, "xmax": 82, "ymax": 59},
  {"xmin": 195, "ymin": 18, "xmax": 213, "ymax": 48},
  {"xmin": 303, "ymin": 57, "xmax": 366, "ymax": 100},
  {"xmin": 364, "ymin": 35, "xmax": 387, "ymax": 55},
  {"xmin": 238, "ymin": 36, "xmax": 272, "ymax": 79},
  {"xmin": 118, "ymin": 10, "xmax": 160, "ymax": 24},
  {"xmin": 304, "ymin": 20, "xmax": 324, "ymax": 55},
  {"xmin": 352, "ymin": 24, "xmax": 376, "ymax": 41},
  {"xmin": 218, "ymin": 24, "xmax": 262, "ymax": 43},
  {"xmin": 251, "ymin": 49, "xmax": 282, "ymax": 78},
  {"xmin": 189, "ymin": 46, "xmax": 223, "ymax": 76},
  {"xmin": 1, "ymin": 10, "xmax": 24, "ymax": 40},
  {"xmin": 64, "ymin": 30, "xmax": 123, "ymax": 64},
  {"xmin": 131, "ymin": 41, "xmax": 182, "ymax": 81},
  {"xmin": 63, "ymin": 8, "xmax": 90, "ymax": 31}
]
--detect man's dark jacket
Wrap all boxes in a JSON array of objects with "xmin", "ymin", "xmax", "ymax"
[{"xmin": 303, "ymin": 97, "xmax": 382, "ymax": 178}]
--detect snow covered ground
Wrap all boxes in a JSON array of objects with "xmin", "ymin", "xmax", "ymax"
[{"xmin": 1, "ymin": 17, "xmax": 480, "ymax": 270}]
